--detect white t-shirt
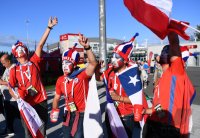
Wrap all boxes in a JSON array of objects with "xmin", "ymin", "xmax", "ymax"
[{"xmin": 0, "ymin": 64, "xmax": 16, "ymax": 101}]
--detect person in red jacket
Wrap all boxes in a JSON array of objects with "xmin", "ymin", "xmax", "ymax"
[
  {"xmin": 96, "ymin": 34, "xmax": 146, "ymax": 138},
  {"xmin": 50, "ymin": 34, "xmax": 97, "ymax": 138},
  {"xmin": 142, "ymin": 32, "xmax": 196, "ymax": 138},
  {"xmin": 8, "ymin": 17, "xmax": 58, "ymax": 138}
]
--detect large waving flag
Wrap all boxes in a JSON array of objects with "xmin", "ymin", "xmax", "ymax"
[
  {"xmin": 124, "ymin": 0, "xmax": 190, "ymax": 40},
  {"xmin": 9, "ymin": 85, "xmax": 44, "ymax": 138},
  {"xmin": 117, "ymin": 64, "xmax": 148, "ymax": 127},
  {"xmin": 83, "ymin": 74, "xmax": 103, "ymax": 138},
  {"xmin": 103, "ymin": 73, "xmax": 128, "ymax": 138}
]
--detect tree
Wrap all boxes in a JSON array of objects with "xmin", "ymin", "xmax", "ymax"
[{"xmin": 194, "ymin": 25, "xmax": 200, "ymax": 41}]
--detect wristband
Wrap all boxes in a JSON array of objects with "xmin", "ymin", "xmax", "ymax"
[
  {"xmin": 48, "ymin": 26, "xmax": 53, "ymax": 30},
  {"xmin": 84, "ymin": 46, "xmax": 91, "ymax": 50}
]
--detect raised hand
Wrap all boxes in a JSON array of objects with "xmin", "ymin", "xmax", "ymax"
[
  {"xmin": 48, "ymin": 16, "xmax": 58, "ymax": 28},
  {"xmin": 78, "ymin": 33, "xmax": 90, "ymax": 48}
]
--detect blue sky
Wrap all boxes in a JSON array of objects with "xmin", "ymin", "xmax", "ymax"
[{"xmin": 0, "ymin": 0, "xmax": 199, "ymax": 52}]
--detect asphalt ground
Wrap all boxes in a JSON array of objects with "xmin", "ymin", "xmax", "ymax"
[{"xmin": 0, "ymin": 67, "xmax": 199, "ymax": 138}]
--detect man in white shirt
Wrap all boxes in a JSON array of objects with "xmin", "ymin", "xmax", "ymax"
[{"xmin": 0, "ymin": 54, "xmax": 20, "ymax": 136}]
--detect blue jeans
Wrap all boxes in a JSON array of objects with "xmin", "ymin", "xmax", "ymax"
[
  {"xmin": 120, "ymin": 114, "xmax": 141, "ymax": 138},
  {"xmin": 62, "ymin": 112, "xmax": 84, "ymax": 138}
]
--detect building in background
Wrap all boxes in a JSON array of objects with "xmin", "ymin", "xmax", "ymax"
[
  {"xmin": 147, "ymin": 41, "xmax": 200, "ymax": 67},
  {"xmin": 46, "ymin": 36, "xmax": 200, "ymax": 67}
]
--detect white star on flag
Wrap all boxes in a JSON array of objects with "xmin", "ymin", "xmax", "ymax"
[{"xmin": 128, "ymin": 75, "xmax": 140, "ymax": 86}]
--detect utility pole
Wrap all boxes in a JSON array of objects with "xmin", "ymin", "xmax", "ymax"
[
  {"xmin": 25, "ymin": 19, "xmax": 30, "ymax": 49},
  {"xmin": 99, "ymin": 0, "xmax": 107, "ymax": 72},
  {"xmin": 34, "ymin": 40, "xmax": 37, "ymax": 50}
]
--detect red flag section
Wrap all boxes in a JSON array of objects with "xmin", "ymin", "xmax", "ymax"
[
  {"xmin": 124, "ymin": 0, "xmax": 190, "ymax": 40},
  {"xmin": 168, "ymin": 20, "xmax": 190, "ymax": 40}
]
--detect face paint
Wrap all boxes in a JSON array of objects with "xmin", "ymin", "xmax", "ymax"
[
  {"xmin": 16, "ymin": 46, "xmax": 27, "ymax": 57},
  {"xmin": 62, "ymin": 60, "xmax": 74, "ymax": 75},
  {"xmin": 111, "ymin": 53, "xmax": 124, "ymax": 68}
]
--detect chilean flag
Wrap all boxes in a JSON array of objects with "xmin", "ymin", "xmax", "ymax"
[
  {"xmin": 181, "ymin": 46, "xmax": 199, "ymax": 62},
  {"xmin": 17, "ymin": 99, "xmax": 44, "ymax": 138},
  {"xmin": 103, "ymin": 73, "xmax": 128, "ymax": 138},
  {"xmin": 117, "ymin": 64, "xmax": 148, "ymax": 126},
  {"xmin": 124, "ymin": 0, "xmax": 190, "ymax": 40},
  {"xmin": 181, "ymin": 46, "xmax": 190, "ymax": 62},
  {"xmin": 83, "ymin": 74, "xmax": 103, "ymax": 138},
  {"xmin": 9, "ymin": 85, "xmax": 44, "ymax": 138},
  {"xmin": 118, "ymin": 64, "xmax": 143, "ymax": 105}
]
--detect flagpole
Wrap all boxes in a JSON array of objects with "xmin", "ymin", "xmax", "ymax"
[
  {"xmin": 99, "ymin": 0, "xmax": 107, "ymax": 72},
  {"xmin": 172, "ymin": 18, "xmax": 200, "ymax": 33},
  {"xmin": 181, "ymin": 22, "xmax": 200, "ymax": 33}
]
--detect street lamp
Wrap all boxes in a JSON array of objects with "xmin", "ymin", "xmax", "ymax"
[{"xmin": 25, "ymin": 19, "xmax": 30, "ymax": 49}]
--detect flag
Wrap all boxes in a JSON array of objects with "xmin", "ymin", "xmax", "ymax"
[
  {"xmin": 181, "ymin": 46, "xmax": 199, "ymax": 62},
  {"xmin": 124, "ymin": 0, "xmax": 190, "ymax": 40},
  {"xmin": 9, "ymin": 85, "xmax": 44, "ymax": 138},
  {"xmin": 181, "ymin": 46, "xmax": 190, "ymax": 62},
  {"xmin": 103, "ymin": 73, "xmax": 128, "ymax": 138},
  {"xmin": 83, "ymin": 74, "xmax": 103, "ymax": 138},
  {"xmin": 17, "ymin": 98, "xmax": 44, "ymax": 138},
  {"xmin": 114, "ymin": 33, "xmax": 139, "ymax": 61},
  {"xmin": 117, "ymin": 64, "xmax": 148, "ymax": 127},
  {"xmin": 118, "ymin": 64, "xmax": 143, "ymax": 105},
  {"xmin": 168, "ymin": 19, "xmax": 190, "ymax": 40}
]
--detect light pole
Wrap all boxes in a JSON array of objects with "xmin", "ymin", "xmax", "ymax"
[
  {"xmin": 99, "ymin": 0, "xmax": 107, "ymax": 72},
  {"xmin": 25, "ymin": 19, "xmax": 30, "ymax": 49}
]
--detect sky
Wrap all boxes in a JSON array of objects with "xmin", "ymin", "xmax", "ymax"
[{"xmin": 0, "ymin": 0, "xmax": 199, "ymax": 53}]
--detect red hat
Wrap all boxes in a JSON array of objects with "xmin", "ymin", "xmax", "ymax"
[
  {"xmin": 12, "ymin": 41, "xmax": 28, "ymax": 58},
  {"xmin": 113, "ymin": 33, "xmax": 139, "ymax": 61},
  {"xmin": 62, "ymin": 43, "xmax": 80, "ymax": 66}
]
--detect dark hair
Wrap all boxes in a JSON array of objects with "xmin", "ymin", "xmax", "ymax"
[{"xmin": 159, "ymin": 45, "xmax": 170, "ymax": 65}]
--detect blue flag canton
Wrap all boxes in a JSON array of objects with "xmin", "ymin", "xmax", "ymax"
[{"xmin": 118, "ymin": 67, "xmax": 142, "ymax": 96}]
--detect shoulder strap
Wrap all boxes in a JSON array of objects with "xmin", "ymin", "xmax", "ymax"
[{"xmin": 14, "ymin": 65, "xmax": 18, "ymax": 87}]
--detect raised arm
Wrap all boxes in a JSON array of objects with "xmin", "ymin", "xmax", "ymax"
[
  {"xmin": 78, "ymin": 33, "xmax": 97, "ymax": 76},
  {"xmin": 35, "ymin": 17, "xmax": 58, "ymax": 57},
  {"xmin": 168, "ymin": 31, "xmax": 181, "ymax": 62}
]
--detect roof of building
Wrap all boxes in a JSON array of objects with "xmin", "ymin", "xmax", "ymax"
[{"xmin": 47, "ymin": 37, "xmax": 124, "ymax": 52}]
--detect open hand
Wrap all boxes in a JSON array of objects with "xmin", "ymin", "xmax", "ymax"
[{"xmin": 48, "ymin": 16, "xmax": 58, "ymax": 28}]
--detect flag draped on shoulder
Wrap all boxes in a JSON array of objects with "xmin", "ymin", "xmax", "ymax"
[
  {"xmin": 83, "ymin": 74, "xmax": 103, "ymax": 138},
  {"xmin": 124, "ymin": 0, "xmax": 190, "ymax": 40},
  {"xmin": 118, "ymin": 64, "xmax": 143, "ymax": 105},
  {"xmin": 9, "ymin": 85, "xmax": 44, "ymax": 138},
  {"xmin": 117, "ymin": 64, "xmax": 148, "ymax": 127},
  {"xmin": 103, "ymin": 73, "xmax": 128, "ymax": 138}
]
